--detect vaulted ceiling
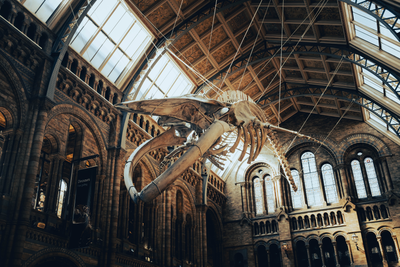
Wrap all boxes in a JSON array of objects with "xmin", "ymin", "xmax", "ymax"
[{"xmin": 127, "ymin": 0, "xmax": 400, "ymax": 129}]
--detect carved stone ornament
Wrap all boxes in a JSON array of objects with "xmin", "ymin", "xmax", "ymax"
[{"xmin": 116, "ymin": 90, "xmax": 322, "ymax": 203}]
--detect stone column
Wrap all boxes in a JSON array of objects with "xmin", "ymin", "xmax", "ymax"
[
  {"xmin": 317, "ymin": 169, "xmax": 328, "ymax": 205},
  {"xmin": 275, "ymin": 175, "xmax": 284, "ymax": 208},
  {"xmin": 11, "ymin": 107, "xmax": 48, "ymax": 266},
  {"xmin": 165, "ymin": 191, "xmax": 172, "ymax": 266},
  {"xmin": 336, "ymin": 164, "xmax": 349, "ymax": 198},
  {"xmin": 242, "ymin": 185, "xmax": 248, "ymax": 213},
  {"xmin": 261, "ymin": 177, "xmax": 267, "ymax": 214},
  {"xmin": 202, "ymin": 205, "xmax": 207, "ymax": 267},
  {"xmin": 34, "ymin": 32, "xmax": 41, "ymax": 44},
  {"xmin": 319, "ymin": 244, "xmax": 326, "ymax": 267},
  {"xmin": 380, "ymin": 157, "xmax": 393, "ymax": 191},
  {"xmin": 377, "ymin": 236, "xmax": 388, "ymax": 267},
  {"xmin": 43, "ymin": 154, "xmax": 57, "ymax": 212},
  {"xmin": 0, "ymin": 132, "xmax": 21, "ymax": 196},
  {"xmin": 67, "ymin": 59, "xmax": 73, "ymax": 69},
  {"xmin": 360, "ymin": 162, "xmax": 372, "ymax": 198},
  {"xmin": 332, "ymin": 242, "xmax": 341, "ymax": 267},
  {"xmin": 392, "ymin": 236, "xmax": 400, "ymax": 262},
  {"xmin": 267, "ymin": 250, "xmax": 271, "ymax": 267},
  {"xmin": 306, "ymin": 245, "xmax": 312, "ymax": 267},
  {"xmin": 109, "ymin": 148, "xmax": 126, "ymax": 266},
  {"xmin": 346, "ymin": 240, "xmax": 355, "ymax": 264}
]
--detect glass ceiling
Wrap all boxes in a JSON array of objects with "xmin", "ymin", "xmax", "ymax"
[
  {"xmin": 24, "ymin": 0, "xmax": 63, "ymax": 23},
  {"xmin": 70, "ymin": 0, "xmax": 152, "ymax": 84},
  {"xmin": 350, "ymin": 4, "xmax": 400, "ymax": 141},
  {"xmin": 129, "ymin": 49, "xmax": 194, "ymax": 101}
]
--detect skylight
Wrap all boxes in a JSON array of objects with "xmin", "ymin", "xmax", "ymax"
[
  {"xmin": 130, "ymin": 49, "xmax": 194, "ymax": 100},
  {"xmin": 70, "ymin": 0, "xmax": 152, "ymax": 84},
  {"xmin": 23, "ymin": 0, "xmax": 63, "ymax": 23},
  {"xmin": 351, "ymin": 6, "xmax": 400, "ymax": 59}
]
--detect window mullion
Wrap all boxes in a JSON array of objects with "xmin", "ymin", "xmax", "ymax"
[
  {"xmin": 301, "ymin": 171, "xmax": 309, "ymax": 208},
  {"xmin": 35, "ymin": 0, "xmax": 46, "ymax": 14},
  {"xmin": 141, "ymin": 59, "xmax": 170, "ymax": 100},
  {"xmin": 374, "ymin": 160, "xmax": 386, "ymax": 193},
  {"xmin": 261, "ymin": 177, "xmax": 267, "ymax": 214},
  {"xmin": 80, "ymin": 3, "xmax": 120, "ymax": 56},
  {"xmin": 360, "ymin": 161, "xmax": 373, "ymax": 198},
  {"xmin": 165, "ymin": 73, "xmax": 181, "ymax": 97},
  {"xmin": 98, "ymin": 16, "xmax": 136, "ymax": 71},
  {"xmin": 317, "ymin": 168, "xmax": 327, "ymax": 205}
]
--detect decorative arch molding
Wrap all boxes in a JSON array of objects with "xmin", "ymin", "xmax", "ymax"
[
  {"xmin": 306, "ymin": 234, "xmax": 320, "ymax": 244},
  {"xmin": 265, "ymin": 239, "xmax": 281, "ymax": 249},
  {"xmin": 284, "ymin": 133, "xmax": 339, "ymax": 163},
  {"xmin": 43, "ymin": 132, "xmax": 60, "ymax": 154},
  {"xmin": 337, "ymin": 133, "xmax": 391, "ymax": 163},
  {"xmin": 333, "ymin": 231, "xmax": 350, "ymax": 241},
  {"xmin": 244, "ymin": 162, "xmax": 276, "ymax": 183},
  {"xmin": 0, "ymin": 50, "xmax": 29, "ymax": 128},
  {"xmin": 46, "ymin": 104, "xmax": 107, "ymax": 174},
  {"xmin": 23, "ymin": 247, "xmax": 86, "ymax": 267},
  {"xmin": 378, "ymin": 226, "xmax": 395, "ymax": 236},
  {"xmin": 170, "ymin": 181, "xmax": 197, "ymax": 215},
  {"xmin": 293, "ymin": 236, "xmax": 308, "ymax": 246},
  {"xmin": 320, "ymin": 233, "xmax": 335, "ymax": 242},
  {"xmin": 254, "ymin": 240, "xmax": 269, "ymax": 250},
  {"xmin": 0, "ymin": 106, "xmax": 15, "ymax": 130},
  {"xmin": 362, "ymin": 227, "xmax": 379, "ymax": 236}
]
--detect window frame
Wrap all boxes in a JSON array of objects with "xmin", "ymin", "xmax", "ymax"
[
  {"xmin": 22, "ymin": 0, "xmax": 66, "ymax": 25},
  {"xmin": 350, "ymin": 155, "xmax": 383, "ymax": 199},
  {"xmin": 290, "ymin": 151, "xmax": 340, "ymax": 210},
  {"xmin": 69, "ymin": 0, "xmax": 154, "ymax": 86},
  {"xmin": 301, "ymin": 151, "xmax": 324, "ymax": 207}
]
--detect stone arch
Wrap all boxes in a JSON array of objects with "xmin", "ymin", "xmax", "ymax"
[
  {"xmin": 284, "ymin": 134, "xmax": 339, "ymax": 163},
  {"xmin": 244, "ymin": 162, "xmax": 276, "ymax": 183},
  {"xmin": 43, "ymin": 132, "xmax": 59, "ymax": 154},
  {"xmin": 23, "ymin": 247, "xmax": 86, "ymax": 267},
  {"xmin": 0, "ymin": 50, "xmax": 29, "ymax": 128},
  {"xmin": 363, "ymin": 227, "xmax": 379, "ymax": 236},
  {"xmin": 333, "ymin": 231, "xmax": 349, "ymax": 241},
  {"xmin": 320, "ymin": 233, "xmax": 335, "ymax": 242},
  {"xmin": 171, "ymin": 180, "xmax": 196, "ymax": 214},
  {"xmin": 293, "ymin": 236, "xmax": 308, "ymax": 246},
  {"xmin": 254, "ymin": 240, "xmax": 268, "ymax": 249},
  {"xmin": 338, "ymin": 133, "xmax": 391, "ymax": 163},
  {"xmin": 378, "ymin": 226, "xmax": 395, "ymax": 237},
  {"xmin": 265, "ymin": 239, "xmax": 280, "ymax": 249},
  {"xmin": 306, "ymin": 234, "xmax": 320, "ymax": 243},
  {"xmin": 0, "ymin": 106, "xmax": 15, "ymax": 130},
  {"xmin": 45, "ymin": 104, "xmax": 107, "ymax": 174}
]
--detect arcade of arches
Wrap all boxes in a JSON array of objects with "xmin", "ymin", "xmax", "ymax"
[{"xmin": 1, "ymin": 0, "xmax": 400, "ymax": 267}]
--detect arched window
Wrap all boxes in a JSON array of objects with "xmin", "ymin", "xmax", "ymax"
[
  {"xmin": 351, "ymin": 160, "xmax": 368, "ymax": 198},
  {"xmin": 290, "ymin": 169, "xmax": 302, "ymax": 209},
  {"xmin": 264, "ymin": 175, "xmax": 275, "ymax": 213},
  {"xmin": 301, "ymin": 152, "xmax": 322, "ymax": 207},
  {"xmin": 253, "ymin": 177, "xmax": 264, "ymax": 215},
  {"xmin": 32, "ymin": 136, "xmax": 52, "ymax": 212},
  {"xmin": 364, "ymin": 157, "xmax": 381, "ymax": 196},
  {"xmin": 321, "ymin": 163, "xmax": 338, "ymax": 204},
  {"xmin": 56, "ymin": 179, "xmax": 67, "ymax": 218}
]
